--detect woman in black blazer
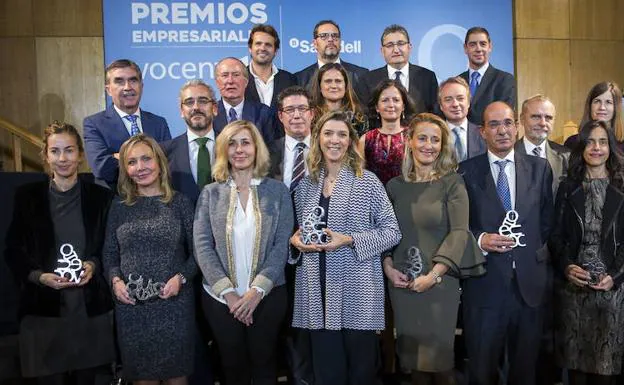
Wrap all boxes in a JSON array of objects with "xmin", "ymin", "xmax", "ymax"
[
  {"xmin": 549, "ymin": 120, "xmax": 624, "ymax": 385},
  {"xmin": 5, "ymin": 122, "xmax": 115, "ymax": 385}
]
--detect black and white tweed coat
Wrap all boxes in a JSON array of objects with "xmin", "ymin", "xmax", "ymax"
[{"xmin": 292, "ymin": 167, "xmax": 402, "ymax": 330}]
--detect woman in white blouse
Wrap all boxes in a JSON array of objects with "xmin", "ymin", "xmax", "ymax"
[{"xmin": 193, "ymin": 120, "xmax": 294, "ymax": 385}]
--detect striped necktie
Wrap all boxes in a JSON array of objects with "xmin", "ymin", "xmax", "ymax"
[{"xmin": 290, "ymin": 142, "xmax": 306, "ymax": 193}]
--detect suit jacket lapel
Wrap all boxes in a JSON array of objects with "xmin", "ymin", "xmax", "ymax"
[
  {"xmin": 514, "ymin": 153, "xmax": 530, "ymax": 220},
  {"xmin": 472, "ymin": 65, "xmax": 494, "ymax": 107},
  {"xmin": 476, "ymin": 155, "xmax": 506, "ymax": 215},
  {"xmin": 601, "ymin": 184, "xmax": 624, "ymax": 243},
  {"xmin": 214, "ymin": 101, "xmax": 228, "ymax": 134},
  {"xmin": 105, "ymin": 105, "xmax": 131, "ymax": 140}
]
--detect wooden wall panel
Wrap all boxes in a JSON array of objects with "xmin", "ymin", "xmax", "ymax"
[
  {"xmin": 0, "ymin": 0, "xmax": 33, "ymax": 37},
  {"xmin": 33, "ymin": 0, "xmax": 102, "ymax": 37},
  {"xmin": 515, "ymin": 0, "xmax": 570, "ymax": 39},
  {"xmin": 515, "ymin": 39, "xmax": 571, "ymax": 141},
  {"xmin": 570, "ymin": 40, "xmax": 624, "ymax": 124},
  {"xmin": 35, "ymin": 37, "xmax": 106, "ymax": 137},
  {"xmin": 570, "ymin": 0, "xmax": 624, "ymax": 40}
]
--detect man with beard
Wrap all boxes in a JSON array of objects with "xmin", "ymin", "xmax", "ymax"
[
  {"xmin": 245, "ymin": 24, "xmax": 297, "ymax": 110},
  {"xmin": 84, "ymin": 59, "xmax": 171, "ymax": 189},
  {"xmin": 162, "ymin": 79, "xmax": 218, "ymax": 203},
  {"xmin": 294, "ymin": 20, "xmax": 368, "ymax": 102}
]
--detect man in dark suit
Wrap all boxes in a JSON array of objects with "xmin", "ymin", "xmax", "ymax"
[
  {"xmin": 459, "ymin": 101, "xmax": 553, "ymax": 385},
  {"xmin": 360, "ymin": 24, "xmax": 438, "ymax": 112},
  {"xmin": 84, "ymin": 59, "xmax": 171, "ymax": 188},
  {"xmin": 213, "ymin": 57, "xmax": 278, "ymax": 144},
  {"xmin": 458, "ymin": 27, "xmax": 516, "ymax": 127},
  {"xmin": 294, "ymin": 20, "xmax": 368, "ymax": 101},
  {"xmin": 439, "ymin": 76, "xmax": 486, "ymax": 161},
  {"xmin": 245, "ymin": 24, "xmax": 297, "ymax": 110},
  {"xmin": 515, "ymin": 94, "xmax": 570, "ymax": 196},
  {"xmin": 515, "ymin": 95, "xmax": 569, "ymax": 385}
]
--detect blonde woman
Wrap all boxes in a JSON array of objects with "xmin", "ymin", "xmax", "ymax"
[
  {"xmin": 290, "ymin": 110, "xmax": 401, "ymax": 385},
  {"xmin": 103, "ymin": 134, "xmax": 197, "ymax": 385},
  {"xmin": 384, "ymin": 113, "xmax": 485, "ymax": 385},
  {"xmin": 193, "ymin": 120, "xmax": 293, "ymax": 385}
]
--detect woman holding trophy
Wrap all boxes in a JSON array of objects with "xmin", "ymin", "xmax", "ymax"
[
  {"xmin": 549, "ymin": 120, "xmax": 624, "ymax": 385},
  {"xmin": 384, "ymin": 113, "xmax": 485, "ymax": 385},
  {"xmin": 290, "ymin": 110, "xmax": 401, "ymax": 385}
]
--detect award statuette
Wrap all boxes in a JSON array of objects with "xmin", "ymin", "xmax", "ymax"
[
  {"xmin": 300, "ymin": 206, "xmax": 331, "ymax": 245},
  {"xmin": 126, "ymin": 274, "xmax": 166, "ymax": 302},
  {"xmin": 403, "ymin": 246, "xmax": 424, "ymax": 281},
  {"xmin": 498, "ymin": 210, "xmax": 526, "ymax": 248},
  {"xmin": 54, "ymin": 243, "xmax": 83, "ymax": 283},
  {"xmin": 582, "ymin": 260, "xmax": 607, "ymax": 286}
]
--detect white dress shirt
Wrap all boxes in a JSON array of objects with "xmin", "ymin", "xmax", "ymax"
[
  {"xmin": 113, "ymin": 105, "xmax": 143, "ymax": 135},
  {"xmin": 222, "ymin": 99, "xmax": 244, "ymax": 121},
  {"xmin": 468, "ymin": 62, "xmax": 489, "ymax": 86},
  {"xmin": 522, "ymin": 137, "xmax": 546, "ymax": 159},
  {"xmin": 249, "ymin": 63, "xmax": 279, "ymax": 106},
  {"xmin": 282, "ymin": 135, "xmax": 311, "ymax": 189},
  {"xmin": 387, "ymin": 63, "xmax": 410, "ymax": 91},
  {"xmin": 204, "ymin": 178, "xmax": 264, "ymax": 303},
  {"xmin": 187, "ymin": 129, "xmax": 215, "ymax": 183},
  {"xmin": 318, "ymin": 58, "xmax": 341, "ymax": 68}
]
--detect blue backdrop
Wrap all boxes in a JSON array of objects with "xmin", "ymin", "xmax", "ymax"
[{"xmin": 103, "ymin": 0, "xmax": 514, "ymax": 137}]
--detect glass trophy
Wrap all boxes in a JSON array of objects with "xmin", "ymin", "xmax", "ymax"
[
  {"xmin": 403, "ymin": 246, "xmax": 425, "ymax": 281},
  {"xmin": 300, "ymin": 206, "xmax": 331, "ymax": 245},
  {"xmin": 582, "ymin": 260, "xmax": 606, "ymax": 286}
]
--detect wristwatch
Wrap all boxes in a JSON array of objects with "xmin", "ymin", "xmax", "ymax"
[
  {"xmin": 177, "ymin": 273, "xmax": 187, "ymax": 285},
  {"xmin": 431, "ymin": 270, "xmax": 442, "ymax": 285}
]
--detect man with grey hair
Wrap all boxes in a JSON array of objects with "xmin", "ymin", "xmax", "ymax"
[{"xmin": 213, "ymin": 57, "xmax": 278, "ymax": 143}]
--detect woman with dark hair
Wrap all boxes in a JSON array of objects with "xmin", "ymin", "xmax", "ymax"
[
  {"xmin": 564, "ymin": 81, "xmax": 624, "ymax": 150},
  {"xmin": 290, "ymin": 110, "xmax": 401, "ymax": 385},
  {"xmin": 5, "ymin": 122, "xmax": 115, "ymax": 384},
  {"xmin": 384, "ymin": 113, "xmax": 485, "ymax": 385},
  {"xmin": 549, "ymin": 120, "xmax": 624, "ymax": 385},
  {"xmin": 103, "ymin": 134, "xmax": 197, "ymax": 385},
  {"xmin": 310, "ymin": 62, "xmax": 369, "ymax": 135},
  {"xmin": 357, "ymin": 79, "xmax": 416, "ymax": 184},
  {"xmin": 193, "ymin": 120, "xmax": 293, "ymax": 385}
]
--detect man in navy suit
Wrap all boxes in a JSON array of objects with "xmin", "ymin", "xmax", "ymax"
[
  {"xmin": 245, "ymin": 24, "xmax": 297, "ymax": 110},
  {"xmin": 213, "ymin": 57, "xmax": 278, "ymax": 144},
  {"xmin": 459, "ymin": 102, "xmax": 553, "ymax": 385},
  {"xmin": 360, "ymin": 24, "xmax": 438, "ymax": 111},
  {"xmin": 84, "ymin": 59, "xmax": 171, "ymax": 188},
  {"xmin": 439, "ymin": 76, "xmax": 486, "ymax": 161},
  {"xmin": 294, "ymin": 20, "xmax": 368, "ymax": 102},
  {"xmin": 458, "ymin": 27, "xmax": 516, "ymax": 127}
]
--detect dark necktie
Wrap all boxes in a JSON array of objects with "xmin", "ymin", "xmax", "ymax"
[
  {"xmin": 469, "ymin": 71, "xmax": 481, "ymax": 98},
  {"xmin": 495, "ymin": 160, "xmax": 512, "ymax": 212},
  {"xmin": 124, "ymin": 115, "xmax": 140, "ymax": 136},
  {"xmin": 228, "ymin": 108, "xmax": 238, "ymax": 123},
  {"xmin": 290, "ymin": 142, "xmax": 306, "ymax": 193},
  {"xmin": 196, "ymin": 137, "xmax": 212, "ymax": 188},
  {"xmin": 532, "ymin": 146, "xmax": 542, "ymax": 157}
]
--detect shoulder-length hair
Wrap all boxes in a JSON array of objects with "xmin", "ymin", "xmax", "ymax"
[
  {"xmin": 568, "ymin": 119, "xmax": 624, "ymax": 189},
  {"xmin": 368, "ymin": 79, "xmax": 416, "ymax": 127},
  {"xmin": 308, "ymin": 110, "xmax": 364, "ymax": 183},
  {"xmin": 310, "ymin": 63, "xmax": 366, "ymax": 126},
  {"xmin": 402, "ymin": 113, "xmax": 457, "ymax": 182},
  {"xmin": 579, "ymin": 81, "xmax": 624, "ymax": 142},
  {"xmin": 118, "ymin": 134, "xmax": 174, "ymax": 206},
  {"xmin": 212, "ymin": 120, "xmax": 270, "ymax": 183}
]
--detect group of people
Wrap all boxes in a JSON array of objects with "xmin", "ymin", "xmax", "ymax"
[{"xmin": 5, "ymin": 18, "xmax": 624, "ymax": 385}]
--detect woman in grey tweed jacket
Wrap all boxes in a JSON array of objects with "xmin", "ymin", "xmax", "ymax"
[
  {"xmin": 193, "ymin": 120, "xmax": 294, "ymax": 385},
  {"xmin": 290, "ymin": 110, "xmax": 402, "ymax": 385}
]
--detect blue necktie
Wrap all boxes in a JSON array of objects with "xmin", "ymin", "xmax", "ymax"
[
  {"xmin": 495, "ymin": 160, "xmax": 512, "ymax": 212},
  {"xmin": 452, "ymin": 126, "xmax": 466, "ymax": 161},
  {"xmin": 228, "ymin": 108, "xmax": 238, "ymax": 123},
  {"xmin": 124, "ymin": 115, "xmax": 140, "ymax": 136},
  {"xmin": 469, "ymin": 71, "xmax": 480, "ymax": 98}
]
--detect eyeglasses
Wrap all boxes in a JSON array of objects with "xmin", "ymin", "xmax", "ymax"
[
  {"xmin": 281, "ymin": 105, "xmax": 311, "ymax": 116},
  {"xmin": 382, "ymin": 40, "xmax": 409, "ymax": 49},
  {"xmin": 486, "ymin": 119, "xmax": 516, "ymax": 129},
  {"xmin": 181, "ymin": 97, "xmax": 214, "ymax": 108},
  {"xmin": 315, "ymin": 32, "xmax": 340, "ymax": 40}
]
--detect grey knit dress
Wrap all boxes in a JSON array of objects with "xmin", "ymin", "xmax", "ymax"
[{"xmin": 103, "ymin": 193, "xmax": 197, "ymax": 380}]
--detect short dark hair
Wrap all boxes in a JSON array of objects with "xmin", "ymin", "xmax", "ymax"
[
  {"xmin": 277, "ymin": 86, "xmax": 312, "ymax": 111},
  {"xmin": 105, "ymin": 59, "xmax": 142, "ymax": 84},
  {"xmin": 313, "ymin": 20, "xmax": 340, "ymax": 39},
  {"xmin": 380, "ymin": 24, "xmax": 410, "ymax": 45},
  {"xmin": 464, "ymin": 26, "xmax": 491, "ymax": 45},
  {"xmin": 368, "ymin": 79, "xmax": 416, "ymax": 126},
  {"xmin": 248, "ymin": 24, "xmax": 280, "ymax": 50}
]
